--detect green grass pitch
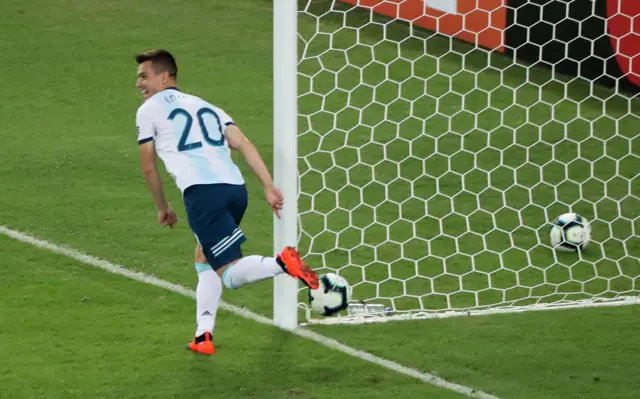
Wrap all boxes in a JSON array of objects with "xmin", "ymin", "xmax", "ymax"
[{"xmin": 0, "ymin": 0, "xmax": 639, "ymax": 398}]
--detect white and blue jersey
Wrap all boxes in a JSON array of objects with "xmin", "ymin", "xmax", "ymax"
[
  {"xmin": 136, "ymin": 88, "xmax": 248, "ymax": 270},
  {"xmin": 136, "ymin": 88, "xmax": 245, "ymax": 194}
]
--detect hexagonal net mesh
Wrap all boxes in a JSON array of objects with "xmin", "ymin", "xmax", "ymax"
[{"xmin": 295, "ymin": 1, "xmax": 639, "ymax": 324}]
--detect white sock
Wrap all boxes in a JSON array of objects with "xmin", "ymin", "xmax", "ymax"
[
  {"xmin": 194, "ymin": 265, "xmax": 222, "ymax": 337},
  {"xmin": 221, "ymin": 255, "xmax": 284, "ymax": 289}
]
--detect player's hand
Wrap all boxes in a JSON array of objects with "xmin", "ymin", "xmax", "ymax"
[
  {"xmin": 158, "ymin": 208, "xmax": 178, "ymax": 229},
  {"xmin": 264, "ymin": 185, "xmax": 284, "ymax": 218}
]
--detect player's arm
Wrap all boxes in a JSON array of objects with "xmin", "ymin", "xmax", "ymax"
[
  {"xmin": 224, "ymin": 124, "xmax": 275, "ymax": 190},
  {"xmin": 139, "ymin": 141, "xmax": 170, "ymax": 212},
  {"xmin": 221, "ymin": 110, "xmax": 283, "ymax": 217},
  {"xmin": 136, "ymin": 106, "xmax": 170, "ymax": 213}
]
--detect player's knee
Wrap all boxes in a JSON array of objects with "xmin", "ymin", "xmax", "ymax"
[{"xmin": 194, "ymin": 245, "xmax": 208, "ymax": 264}]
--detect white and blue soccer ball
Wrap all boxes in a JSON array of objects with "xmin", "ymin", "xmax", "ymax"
[
  {"xmin": 308, "ymin": 273, "xmax": 351, "ymax": 316},
  {"xmin": 549, "ymin": 213, "xmax": 592, "ymax": 252}
]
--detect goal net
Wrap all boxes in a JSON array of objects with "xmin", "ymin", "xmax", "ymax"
[{"xmin": 293, "ymin": 0, "xmax": 639, "ymax": 324}]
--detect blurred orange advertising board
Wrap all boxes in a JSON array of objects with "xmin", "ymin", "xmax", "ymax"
[{"xmin": 338, "ymin": 0, "xmax": 506, "ymax": 52}]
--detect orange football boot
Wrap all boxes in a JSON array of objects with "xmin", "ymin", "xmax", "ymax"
[
  {"xmin": 187, "ymin": 332, "xmax": 215, "ymax": 355},
  {"xmin": 277, "ymin": 246, "xmax": 319, "ymax": 289}
]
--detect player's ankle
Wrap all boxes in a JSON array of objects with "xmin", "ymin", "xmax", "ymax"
[{"xmin": 195, "ymin": 332, "xmax": 211, "ymax": 343}]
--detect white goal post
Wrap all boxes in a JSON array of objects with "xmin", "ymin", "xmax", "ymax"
[
  {"xmin": 273, "ymin": 0, "xmax": 640, "ymax": 328},
  {"xmin": 273, "ymin": 0, "xmax": 300, "ymax": 330}
]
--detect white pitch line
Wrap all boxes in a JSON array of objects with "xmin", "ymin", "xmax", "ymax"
[{"xmin": 0, "ymin": 225, "xmax": 500, "ymax": 399}]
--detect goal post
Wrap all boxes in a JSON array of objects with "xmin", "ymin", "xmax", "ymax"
[
  {"xmin": 272, "ymin": 0, "xmax": 299, "ymax": 330},
  {"xmin": 274, "ymin": 0, "xmax": 640, "ymax": 327}
]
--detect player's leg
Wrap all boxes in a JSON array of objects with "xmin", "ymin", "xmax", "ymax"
[
  {"xmin": 187, "ymin": 243, "xmax": 221, "ymax": 355},
  {"xmin": 183, "ymin": 184, "xmax": 231, "ymax": 355},
  {"xmin": 219, "ymin": 248, "xmax": 318, "ymax": 289}
]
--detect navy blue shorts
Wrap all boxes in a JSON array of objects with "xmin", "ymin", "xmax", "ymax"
[{"xmin": 183, "ymin": 183, "xmax": 248, "ymax": 270}]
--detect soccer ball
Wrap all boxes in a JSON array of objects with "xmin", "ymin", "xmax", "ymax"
[
  {"xmin": 549, "ymin": 213, "xmax": 591, "ymax": 252},
  {"xmin": 308, "ymin": 273, "xmax": 351, "ymax": 316}
]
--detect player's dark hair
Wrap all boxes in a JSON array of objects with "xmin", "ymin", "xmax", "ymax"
[{"xmin": 135, "ymin": 49, "xmax": 178, "ymax": 79}]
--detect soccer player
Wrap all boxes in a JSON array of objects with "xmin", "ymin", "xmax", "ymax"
[{"xmin": 134, "ymin": 49, "xmax": 319, "ymax": 355}]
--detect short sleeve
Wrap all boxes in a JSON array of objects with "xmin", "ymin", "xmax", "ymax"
[
  {"xmin": 136, "ymin": 106, "xmax": 155, "ymax": 145},
  {"xmin": 217, "ymin": 107, "xmax": 236, "ymax": 127}
]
